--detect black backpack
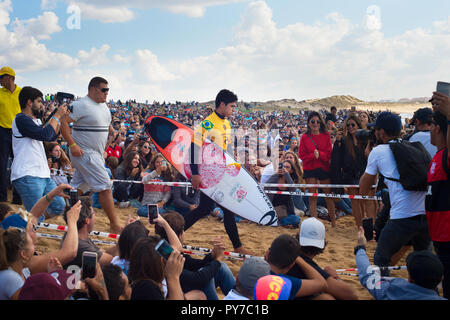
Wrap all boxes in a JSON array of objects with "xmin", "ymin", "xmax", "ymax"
[{"xmin": 384, "ymin": 139, "xmax": 432, "ymax": 191}]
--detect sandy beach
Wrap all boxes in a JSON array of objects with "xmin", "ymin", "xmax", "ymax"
[{"xmin": 14, "ymin": 202, "xmax": 413, "ymax": 300}]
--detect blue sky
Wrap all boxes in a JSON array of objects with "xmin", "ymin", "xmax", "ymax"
[{"xmin": 2, "ymin": 0, "xmax": 450, "ymax": 102}]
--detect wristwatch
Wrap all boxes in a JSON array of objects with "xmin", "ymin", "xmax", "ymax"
[{"xmin": 354, "ymin": 245, "xmax": 366, "ymax": 255}]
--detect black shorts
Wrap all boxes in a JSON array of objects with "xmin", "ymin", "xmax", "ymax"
[{"xmin": 303, "ymin": 168, "xmax": 330, "ymax": 180}]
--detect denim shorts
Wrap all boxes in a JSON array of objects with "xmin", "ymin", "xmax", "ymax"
[{"xmin": 12, "ymin": 175, "xmax": 66, "ymax": 220}]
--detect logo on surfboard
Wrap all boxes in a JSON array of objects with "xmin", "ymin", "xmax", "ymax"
[{"xmin": 229, "ymin": 183, "xmax": 247, "ymax": 203}]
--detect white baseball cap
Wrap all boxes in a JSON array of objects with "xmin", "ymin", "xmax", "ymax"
[{"xmin": 299, "ymin": 217, "xmax": 325, "ymax": 249}]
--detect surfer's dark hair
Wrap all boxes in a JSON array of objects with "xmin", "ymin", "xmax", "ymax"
[{"xmin": 215, "ymin": 89, "xmax": 238, "ymax": 109}]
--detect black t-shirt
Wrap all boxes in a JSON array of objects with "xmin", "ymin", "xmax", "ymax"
[
  {"xmin": 286, "ymin": 253, "xmax": 330, "ymax": 280},
  {"xmin": 131, "ymin": 280, "xmax": 164, "ymax": 300}
]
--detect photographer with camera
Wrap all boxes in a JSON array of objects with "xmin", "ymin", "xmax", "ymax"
[
  {"xmin": 45, "ymin": 142, "xmax": 73, "ymax": 186},
  {"xmin": 359, "ymin": 112, "xmax": 431, "ymax": 276},
  {"xmin": 10, "ymin": 86, "xmax": 68, "ymax": 218}
]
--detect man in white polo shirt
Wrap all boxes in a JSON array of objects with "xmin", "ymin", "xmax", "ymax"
[
  {"xmin": 359, "ymin": 112, "xmax": 431, "ymax": 276},
  {"xmin": 61, "ymin": 77, "xmax": 121, "ymax": 233}
]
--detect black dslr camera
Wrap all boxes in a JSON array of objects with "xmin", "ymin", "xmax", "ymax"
[{"xmin": 355, "ymin": 129, "xmax": 376, "ymax": 145}]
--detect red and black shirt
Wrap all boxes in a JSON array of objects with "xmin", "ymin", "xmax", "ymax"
[{"xmin": 426, "ymin": 148, "xmax": 450, "ymax": 242}]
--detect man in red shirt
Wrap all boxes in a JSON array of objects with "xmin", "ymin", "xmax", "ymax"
[{"xmin": 427, "ymin": 91, "xmax": 450, "ymax": 298}]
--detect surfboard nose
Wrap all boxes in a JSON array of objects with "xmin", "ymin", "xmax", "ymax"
[{"xmin": 259, "ymin": 210, "xmax": 278, "ymax": 226}]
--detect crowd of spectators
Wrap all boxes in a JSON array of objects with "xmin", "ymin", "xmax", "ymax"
[{"xmin": 1, "ymin": 67, "xmax": 448, "ymax": 301}]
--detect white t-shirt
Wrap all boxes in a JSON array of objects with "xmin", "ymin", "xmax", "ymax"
[
  {"xmin": 365, "ymin": 143, "xmax": 426, "ymax": 219},
  {"xmin": 223, "ymin": 289, "xmax": 250, "ymax": 300},
  {"xmin": 260, "ymin": 162, "xmax": 276, "ymax": 184},
  {"xmin": 0, "ymin": 267, "xmax": 30, "ymax": 300},
  {"xmin": 11, "ymin": 114, "xmax": 53, "ymax": 181},
  {"xmin": 409, "ymin": 131, "xmax": 437, "ymax": 158}
]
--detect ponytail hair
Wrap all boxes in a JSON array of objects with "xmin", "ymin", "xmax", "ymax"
[{"xmin": 0, "ymin": 228, "xmax": 27, "ymax": 270}]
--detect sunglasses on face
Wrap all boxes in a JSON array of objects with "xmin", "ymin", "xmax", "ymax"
[
  {"xmin": 347, "ymin": 123, "xmax": 357, "ymax": 127},
  {"xmin": 310, "ymin": 120, "xmax": 320, "ymax": 124},
  {"xmin": 100, "ymin": 88, "xmax": 109, "ymax": 93}
]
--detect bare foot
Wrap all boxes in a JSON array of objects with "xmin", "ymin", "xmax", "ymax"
[{"xmin": 234, "ymin": 246, "xmax": 255, "ymax": 256}]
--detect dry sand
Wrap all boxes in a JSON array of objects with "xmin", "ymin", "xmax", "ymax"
[{"xmin": 8, "ymin": 201, "xmax": 413, "ymax": 300}]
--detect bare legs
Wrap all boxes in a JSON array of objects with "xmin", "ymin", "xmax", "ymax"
[
  {"xmin": 305, "ymin": 177, "xmax": 336, "ymax": 227},
  {"xmin": 98, "ymin": 189, "xmax": 121, "ymax": 234}
]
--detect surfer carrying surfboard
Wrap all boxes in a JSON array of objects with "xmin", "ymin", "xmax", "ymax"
[{"xmin": 186, "ymin": 89, "xmax": 252, "ymax": 255}]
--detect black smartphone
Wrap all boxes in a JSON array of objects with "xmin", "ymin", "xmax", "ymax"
[
  {"xmin": 155, "ymin": 239, "xmax": 174, "ymax": 260},
  {"xmin": 147, "ymin": 204, "xmax": 158, "ymax": 224},
  {"xmin": 56, "ymin": 91, "xmax": 75, "ymax": 104},
  {"xmin": 362, "ymin": 217, "xmax": 374, "ymax": 241},
  {"xmin": 69, "ymin": 189, "xmax": 78, "ymax": 207},
  {"xmin": 82, "ymin": 251, "xmax": 97, "ymax": 279}
]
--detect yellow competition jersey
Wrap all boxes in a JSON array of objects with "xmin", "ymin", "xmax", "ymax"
[
  {"xmin": 0, "ymin": 86, "xmax": 21, "ymax": 129},
  {"xmin": 193, "ymin": 111, "xmax": 232, "ymax": 151}
]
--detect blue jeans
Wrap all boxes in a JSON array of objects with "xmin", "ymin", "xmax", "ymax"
[
  {"xmin": 293, "ymin": 189, "xmax": 307, "ymax": 211},
  {"xmin": 137, "ymin": 204, "xmax": 168, "ymax": 217},
  {"xmin": 336, "ymin": 198, "xmax": 352, "ymax": 215},
  {"xmin": 279, "ymin": 214, "xmax": 301, "ymax": 227},
  {"xmin": 12, "ymin": 176, "xmax": 66, "ymax": 221},
  {"xmin": 201, "ymin": 262, "xmax": 236, "ymax": 300}
]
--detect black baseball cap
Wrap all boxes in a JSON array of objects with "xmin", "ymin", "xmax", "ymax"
[{"xmin": 367, "ymin": 111, "xmax": 402, "ymax": 133}]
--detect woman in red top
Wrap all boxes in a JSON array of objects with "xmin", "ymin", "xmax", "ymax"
[{"xmin": 299, "ymin": 112, "xmax": 336, "ymax": 227}]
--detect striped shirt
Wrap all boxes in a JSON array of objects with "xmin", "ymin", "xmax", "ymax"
[{"xmin": 70, "ymin": 96, "xmax": 111, "ymax": 155}]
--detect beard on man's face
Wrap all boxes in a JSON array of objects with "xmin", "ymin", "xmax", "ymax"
[{"xmin": 32, "ymin": 104, "xmax": 43, "ymax": 118}]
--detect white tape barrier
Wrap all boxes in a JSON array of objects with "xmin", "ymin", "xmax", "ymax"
[
  {"xmin": 37, "ymin": 222, "xmax": 119, "ymax": 239},
  {"xmin": 51, "ymin": 169, "xmax": 377, "ymax": 190},
  {"xmin": 111, "ymin": 180, "xmax": 381, "ymax": 200},
  {"xmin": 37, "ymin": 232, "xmax": 116, "ymax": 246},
  {"xmin": 265, "ymin": 189, "xmax": 381, "ymax": 200}
]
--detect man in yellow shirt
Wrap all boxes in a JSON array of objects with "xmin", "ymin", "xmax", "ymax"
[
  {"xmin": 186, "ymin": 89, "xmax": 252, "ymax": 255},
  {"xmin": 0, "ymin": 67, "xmax": 22, "ymax": 203}
]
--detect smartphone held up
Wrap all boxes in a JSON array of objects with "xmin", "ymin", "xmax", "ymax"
[
  {"xmin": 82, "ymin": 251, "xmax": 98, "ymax": 279},
  {"xmin": 155, "ymin": 239, "xmax": 174, "ymax": 260},
  {"xmin": 148, "ymin": 204, "xmax": 158, "ymax": 224}
]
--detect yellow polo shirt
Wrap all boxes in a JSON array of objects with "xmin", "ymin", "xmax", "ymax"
[
  {"xmin": 0, "ymin": 85, "xmax": 21, "ymax": 129},
  {"xmin": 193, "ymin": 111, "xmax": 232, "ymax": 150}
]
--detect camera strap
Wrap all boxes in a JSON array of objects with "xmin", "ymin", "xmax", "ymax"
[{"xmin": 306, "ymin": 134, "xmax": 318, "ymax": 149}]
